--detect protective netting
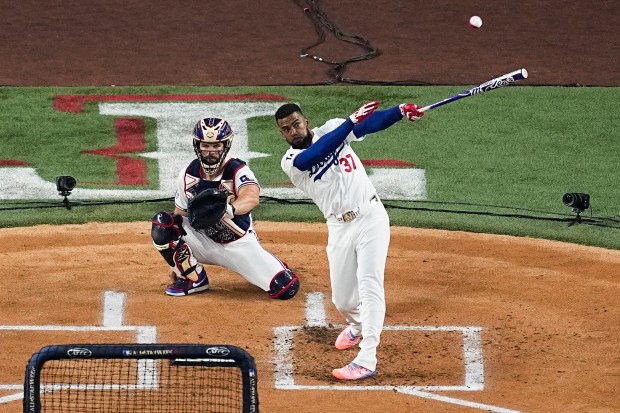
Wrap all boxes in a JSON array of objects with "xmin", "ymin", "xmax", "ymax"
[{"xmin": 36, "ymin": 358, "xmax": 244, "ymax": 413}]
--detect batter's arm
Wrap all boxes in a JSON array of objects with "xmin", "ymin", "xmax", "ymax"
[
  {"xmin": 352, "ymin": 106, "xmax": 403, "ymax": 137},
  {"xmin": 293, "ymin": 101, "xmax": 381, "ymax": 171},
  {"xmin": 293, "ymin": 118, "xmax": 355, "ymax": 171}
]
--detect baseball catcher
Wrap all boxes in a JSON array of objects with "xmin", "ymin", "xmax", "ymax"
[{"xmin": 151, "ymin": 117, "xmax": 300, "ymax": 300}]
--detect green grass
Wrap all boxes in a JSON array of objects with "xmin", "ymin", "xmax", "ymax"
[{"xmin": 1, "ymin": 85, "xmax": 618, "ymax": 249}]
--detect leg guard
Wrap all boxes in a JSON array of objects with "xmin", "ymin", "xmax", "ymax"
[
  {"xmin": 151, "ymin": 211, "xmax": 207, "ymax": 284},
  {"xmin": 152, "ymin": 211, "xmax": 184, "ymax": 246},
  {"xmin": 268, "ymin": 269, "xmax": 300, "ymax": 300}
]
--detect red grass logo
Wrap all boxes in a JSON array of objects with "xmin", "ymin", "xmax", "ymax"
[
  {"xmin": 53, "ymin": 94, "xmax": 288, "ymax": 187},
  {"xmin": 1, "ymin": 94, "xmax": 426, "ymax": 200}
]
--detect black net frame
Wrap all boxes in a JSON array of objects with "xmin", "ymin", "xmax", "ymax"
[{"xmin": 23, "ymin": 344, "xmax": 258, "ymax": 413}]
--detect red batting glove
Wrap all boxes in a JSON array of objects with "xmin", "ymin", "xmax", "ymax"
[
  {"xmin": 349, "ymin": 100, "xmax": 380, "ymax": 124},
  {"xmin": 399, "ymin": 103, "xmax": 424, "ymax": 121}
]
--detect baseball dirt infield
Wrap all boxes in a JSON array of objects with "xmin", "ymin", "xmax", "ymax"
[{"xmin": 0, "ymin": 222, "xmax": 618, "ymax": 412}]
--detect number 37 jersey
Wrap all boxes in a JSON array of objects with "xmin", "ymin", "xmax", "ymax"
[{"xmin": 281, "ymin": 118, "xmax": 378, "ymax": 219}]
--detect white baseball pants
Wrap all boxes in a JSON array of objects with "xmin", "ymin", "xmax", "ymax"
[{"xmin": 327, "ymin": 200, "xmax": 390, "ymax": 371}]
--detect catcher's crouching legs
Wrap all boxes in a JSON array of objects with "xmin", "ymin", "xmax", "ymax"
[
  {"xmin": 151, "ymin": 211, "xmax": 209, "ymax": 296},
  {"xmin": 268, "ymin": 269, "xmax": 300, "ymax": 300}
]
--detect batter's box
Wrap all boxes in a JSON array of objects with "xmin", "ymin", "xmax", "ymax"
[{"xmin": 273, "ymin": 325, "xmax": 483, "ymax": 392}]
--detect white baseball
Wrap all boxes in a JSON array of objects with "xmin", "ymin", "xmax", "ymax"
[{"xmin": 469, "ymin": 15, "xmax": 483, "ymax": 29}]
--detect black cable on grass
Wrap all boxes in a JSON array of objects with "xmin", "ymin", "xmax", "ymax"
[
  {"xmin": 389, "ymin": 200, "xmax": 620, "ymax": 224},
  {"xmin": 0, "ymin": 197, "xmax": 175, "ymax": 212},
  {"xmin": 258, "ymin": 196, "xmax": 315, "ymax": 205},
  {"xmin": 381, "ymin": 202, "xmax": 612, "ymax": 227},
  {"xmin": 293, "ymin": 0, "xmax": 431, "ymax": 86},
  {"xmin": 2, "ymin": 196, "xmax": 618, "ymax": 230},
  {"xmin": 259, "ymin": 197, "xmax": 620, "ymax": 230}
]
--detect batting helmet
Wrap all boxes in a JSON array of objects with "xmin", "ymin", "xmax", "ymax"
[{"xmin": 192, "ymin": 118, "xmax": 234, "ymax": 175}]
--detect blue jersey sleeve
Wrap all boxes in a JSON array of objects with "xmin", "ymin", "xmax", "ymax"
[
  {"xmin": 293, "ymin": 118, "xmax": 355, "ymax": 171},
  {"xmin": 352, "ymin": 105, "xmax": 403, "ymax": 138}
]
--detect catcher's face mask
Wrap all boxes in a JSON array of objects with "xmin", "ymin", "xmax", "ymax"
[
  {"xmin": 198, "ymin": 142, "xmax": 225, "ymax": 166},
  {"xmin": 192, "ymin": 117, "xmax": 234, "ymax": 175}
]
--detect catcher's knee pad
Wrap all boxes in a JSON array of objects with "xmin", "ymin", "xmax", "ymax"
[
  {"xmin": 151, "ymin": 211, "xmax": 184, "ymax": 246},
  {"xmin": 151, "ymin": 211, "xmax": 203, "ymax": 281},
  {"xmin": 268, "ymin": 269, "xmax": 300, "ymax": 300}
]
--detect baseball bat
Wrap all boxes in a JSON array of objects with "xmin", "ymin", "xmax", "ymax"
[{"xmin": 418, "ymin": 68, "xmax": 528, "ymax": 113}]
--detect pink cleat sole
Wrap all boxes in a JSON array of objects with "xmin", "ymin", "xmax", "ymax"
[{"xmin": 332, "ymin": 362, "xmax": 376, "ymax": 380}]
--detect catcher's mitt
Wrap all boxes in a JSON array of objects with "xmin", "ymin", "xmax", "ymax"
[{"xmin": 187, "ymin": 188, "xmax": 229, "ymax": 230}]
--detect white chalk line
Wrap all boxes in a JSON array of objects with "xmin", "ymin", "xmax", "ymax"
[
  {"xmin": 0, "ymin": 291, "xmax": 158, "ymax": 404},
  {"xmin": 305, "ymin": 291, "xmax": 327, "ymax": 327},
  {"xmin": 397, "ymin": 388, "xmax": 522, "ymax": 413},
  {"xmin": 271, "ymin": 291, "xmax": 523, "ymax": 413},
  {"xmin": 0, "ymin": 392, "xmax": 23, "ymax": 404},
  {"xmin": 103, "ymin": 291, "xmax": 125, "ymax": 327}
]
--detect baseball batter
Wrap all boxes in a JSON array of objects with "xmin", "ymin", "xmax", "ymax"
[
  {"xmin": 275, "ymin": 101, "xmax": 424, "ymax": 380},
  {"xmin": 151, "ymin": 117, "xmax": 300, "ymax": 300}
]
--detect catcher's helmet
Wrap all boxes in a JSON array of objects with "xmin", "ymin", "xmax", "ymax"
[{"xmin": 192, "ymin": 118, "xmax": 234, "ymax": 175}]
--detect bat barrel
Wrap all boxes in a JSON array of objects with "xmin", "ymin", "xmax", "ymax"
[
  {"xmin": 479, "ymin": 68, "xmax": 528, "ymax": 91},
  {"xmin": 490, "ymin": 68, "xmax": 528, "ymax": 83},
  {"xmin": 418, "ymin": 68, "xmax": 528, "ymax": 113}
]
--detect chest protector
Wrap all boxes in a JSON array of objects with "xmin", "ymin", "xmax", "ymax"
[{"xmin": 184, "ymin": 158, "xmax": 252, "ymax": 243}]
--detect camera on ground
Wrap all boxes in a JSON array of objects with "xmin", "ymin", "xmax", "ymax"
[
  {"xmin": 56, "ymin": 176, "xmax": 77, "ymax": 196},
  {"xmin": 562, "ymin": 192, "xmax": 590, "ymax": 213}
]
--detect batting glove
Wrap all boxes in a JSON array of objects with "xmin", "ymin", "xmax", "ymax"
[
  {"xmin": 399, "ymin": 103, "xmax": 424, "ymax": 121},
  {"xmin": 349, "ymin": 100, "xmax": 380, "ymax": 124}
]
